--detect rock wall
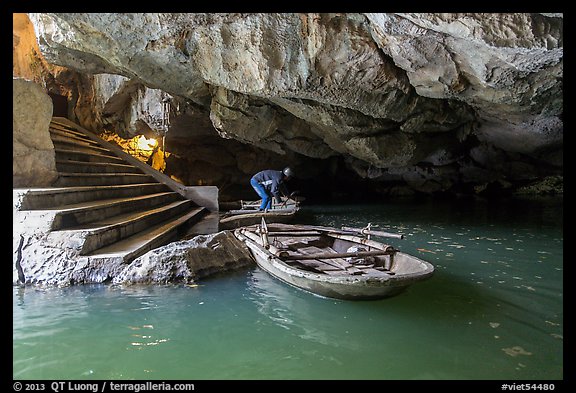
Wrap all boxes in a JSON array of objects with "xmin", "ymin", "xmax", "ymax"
[
  {"xmin": 25, "ymin": 13, "xmax": 563, "ymax": 197},
  {"xmin": 14, "ymin": 230, "xmax": 254, "ymax": 287},
  {"xmin": 12, "ymin": 78, "xmax": 58, "ymax": 187}
]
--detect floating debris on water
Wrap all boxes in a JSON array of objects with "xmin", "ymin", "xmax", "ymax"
[
  {"xmin": 131, "ymin": 338, "xmax": 169, "ymax": 347},
  {"xmin": 502, "ymin": 346, "xmax": 532, "ymax": 357},
  {"xmin": 489, "ymin": 322, "xmax": 500, "ymax": 328}
]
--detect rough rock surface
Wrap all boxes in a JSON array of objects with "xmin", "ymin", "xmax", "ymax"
[
  {"xmin": 113, "ymin": 231, "xmax": 255, "ymax": 285},
  {"xmin": 26, "ymin": 13, "xmax": 563, "ymax": 196},
  {"xmin": 13, "ymin": 78, "xmax": 58, "ymax": 187},
  {"xmin": 14, "ymin": 229, "xmax": 254, "ymax": 287}
]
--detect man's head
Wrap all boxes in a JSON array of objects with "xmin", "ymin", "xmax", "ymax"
[{"xmin": 283, "ymin": 167, "xmax": 294, "ymax": 179}]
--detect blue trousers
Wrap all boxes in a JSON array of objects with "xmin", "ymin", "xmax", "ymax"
[{"xmin": 250, "ymin": 178, "xmax": 272, "ymax": 210}]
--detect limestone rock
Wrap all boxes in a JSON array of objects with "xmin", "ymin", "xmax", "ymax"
[
  {"xmin": 113, "ymin": 231, "xmax": 255, "ymax": 284},
  {"xmin": 13, "ymin": 226, "xmax": 255, "ymax": 287},
  {"xmin": 26, "ymin": 13, "xmax": 563, "ymax": 195},
  {"xmin": 13, "ymin": 78, "xmax": 58, "ymax": 187}
]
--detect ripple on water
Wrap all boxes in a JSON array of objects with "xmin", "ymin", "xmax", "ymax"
[{"xmin": 13, "ymin": 199, "xmax": 563, "ymax": 380}]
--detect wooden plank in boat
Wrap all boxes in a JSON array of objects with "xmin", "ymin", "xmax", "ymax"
[
  {"xmin": 289, "ymin": 245, "xmax": 364, "ymax": 275},
  {"xmin": 277, "ymin": 238, "xmax": 320, "ymax": 247},
  {"xmin": 287, "ymin": 260, "xmax": 347, "ymax": 276},
  {"xmin": 359, "ymin": 267, "xmax": 392, "ymax": 277}
]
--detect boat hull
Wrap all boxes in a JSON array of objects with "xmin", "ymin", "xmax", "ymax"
[
  {"xmin": 235, "ymin": 226, "xmax": 434, "ymax": 300},
  {"xmin": 220, "ymin": 209, "xmax": 298, "ymax": 230},
  {"xmin": 220, "ymin": 199, "xmax": 300, "ymax": 230}
]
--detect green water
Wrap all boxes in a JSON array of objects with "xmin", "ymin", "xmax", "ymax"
[{"xmin": 13, "ymin": 196, "xmax": 563, "ymax": 380}]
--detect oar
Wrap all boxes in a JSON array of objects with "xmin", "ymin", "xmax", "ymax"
[
  {"xmin": 259, "ymin": 217, "xmax": 270, "ymax": 248},
  {"xmin": 280, "ymin": 249, "xmax": 395, "ymax": 261},
  {"xmin": 341, "ymin": 226, "xmax": 404, "ymax": 239},
  {"xmin": 259, "ymin": 223, "xmax": 403, "ymax": 239},
  {"xmin": 278, "ymin": 191, "xmax": 300, "ymax": 208}
]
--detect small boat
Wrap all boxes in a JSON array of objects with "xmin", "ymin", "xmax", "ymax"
[
  {"xmin": 234, "ymin": 220, "xmax": 435, "ymax": 300},
  {"xmin": 219, "ymin": 198, "xmax": 300, "ymax": 230}
]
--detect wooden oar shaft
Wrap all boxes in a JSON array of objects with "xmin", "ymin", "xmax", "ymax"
[
  {"xmin": 267, "ymin": 231, "xmax": 321, "ymax": 236},
  {"xmin": 228, "ymin": 208, "xmax": 296, "ymax": 214},
  {"xmin": 262, "ymin": 224, "xmax": 402, "ymax": 239},
  {"xmin": 281, "ymin": 249, "xmax": 394, "ymax": 261},
  {"xmin": 341, "ymin": 226, "xmax": 404, "ymax": 239}
]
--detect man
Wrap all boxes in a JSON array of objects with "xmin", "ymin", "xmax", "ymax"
[{"xmin": 250, "ymin": 167, "xmax": 294, "ymax": 211}]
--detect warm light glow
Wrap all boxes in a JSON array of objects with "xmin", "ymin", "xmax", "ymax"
[{"xmin": 137, "ymin": 135, "xmax": 158, "ymax": 151}]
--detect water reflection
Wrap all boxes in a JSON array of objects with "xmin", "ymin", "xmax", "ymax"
[
  {"xmin": 246, "ymin": 268, "xmax": 361, "ymax": 351},
  {"xmin": 14, "ymin": 197, "xmax": 563, "ymax": 380}
]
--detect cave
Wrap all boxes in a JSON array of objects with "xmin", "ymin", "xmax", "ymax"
[{"xmin": 13, "ymin": 13, "xmax": 563, "ymax": 202}]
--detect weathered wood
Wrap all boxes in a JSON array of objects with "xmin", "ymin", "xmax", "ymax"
[
  {"xmin": 324, "ymin": 232, "xmax": 394, "ymax": 251},
  {"xmin": 233, "ymin": 223, "xmax": 435, "ymax": 300},
  {"xmin": 241, "ymin": 228, "xmax": 290, "ymax": 258},
  {"xmin": 227, "ymin": 208, "xmax": 297, "ymax": 215},
  {"xmin": 260, "ymin": 217, "xmax": 269, "ymax": 249},
  {"xmin": 267, "ymin": 223, "xmax": 400, "ymax": 239},
  {"xmin": 281, "ymin": 249, "xmax": 395, "ymax": 261},
  {"xmin": 296, "ymin": 245, "xmax": 359, "ymax": 270},
  {"xmin": 341, "ymin": 226, "xmax": 404, "ymax": 239},
  {"xmin": 286, "ymin": 260, "xmax": 345, "ymax": 275},
  {"xmin": 268, "ymin": 231, "xmax": 321, "ymax": 236},
  {"xmin": 291, "ymin": 245, "xmax": 364, "ymax": 274}
]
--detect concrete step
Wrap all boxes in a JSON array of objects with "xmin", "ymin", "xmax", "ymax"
[
  {"xmin": 20, "ymin": 117, "xmax": 220, "ymax": 269},
  {"xmin": 52, "ymin": 134, "xmax": 115, "ymax": 156},
  {"xmin": 50, "ymin": 127, "xmax": 101, "ymax": 147},
  {"xmin": 49, "ymin": 125, "xmax": 94, "ymax": 144},
  {"xmin": 84, "ymin": 206, "xmax": 208, "ymax": 263},
  {"xmin": 55, "ymin": 148, "xmax": 125, "ymax": 164},
  {"xmin": 53, "ymin": 172, "xmax": 156, "ymax": 187},
  {"xmin": 50, "ymin": 121, "xmax": 92, "ymax": 138},
  {"xmin": 55, "ymin": 159, "xmax": 144, "ymax": 174},
  {"xmin": 17, "ymin": 183, "xmax": 172, "ymax": 210},
  {"xmin": 50, "ymin": 191, "xmax": 183, "ymax": 229},
  {"xmin": 51, "ymin": 200, "xmax": 202, "ymax": 254}
]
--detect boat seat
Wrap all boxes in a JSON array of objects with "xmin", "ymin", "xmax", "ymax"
[
  {"xmin": 288, "ymin": 245, "xmax": 365, "ymax": 275},
  {"xmin": 286, "ymin": 260, "xmax": 347, "ymax": 276}
]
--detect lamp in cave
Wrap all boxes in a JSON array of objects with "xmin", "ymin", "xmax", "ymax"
[{"xmin": 137, "ymin": 135, "xmax": 158, "ymax": 151}]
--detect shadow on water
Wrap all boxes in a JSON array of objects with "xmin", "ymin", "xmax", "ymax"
[
  {"xmin": 298, "ymin": 195, "xmax": 563, "ymax": 231},
  {"xmin": 13, "ymin": 195, "xmax": 562, "ymax": 380},
  {"xmin": 246, "ymin": 262, "xmax": 493, "ymax": 329}
]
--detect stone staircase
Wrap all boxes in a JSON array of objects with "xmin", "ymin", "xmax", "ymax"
[{"xmin": 14, "ymin": 117, "xmax": 215, "ymax": 267}]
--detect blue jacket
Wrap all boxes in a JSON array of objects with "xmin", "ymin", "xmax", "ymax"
[{"xmin": 251, "ymin": 169, "xmax": 288, "ymax": 199}]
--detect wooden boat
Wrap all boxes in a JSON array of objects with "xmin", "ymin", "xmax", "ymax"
[
  {"xmin": 234, "ymin": 220, "xmax": 435, "ymax": 300},
  {"xmin": 219, "ymin": 198, "xmax": 300, "ymax": 230}
]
